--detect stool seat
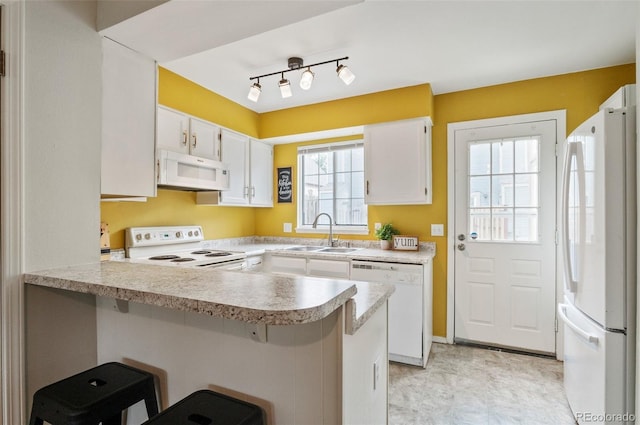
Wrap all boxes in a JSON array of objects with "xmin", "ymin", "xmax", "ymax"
[
  {"xmin": 142, "ymin": 389, "xmax": 263, "ymax": 425},
  {"xmin": 29, "ymin": 362, "xmax": 158, "ymax": 425}
]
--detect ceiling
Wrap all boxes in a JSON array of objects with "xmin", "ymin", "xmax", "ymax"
[{"xmin": 102, "ymin": 1, "xmax": 638, "ymax": 114}]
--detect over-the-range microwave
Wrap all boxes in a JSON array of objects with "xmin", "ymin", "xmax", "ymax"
[{"xmin": 157, "ymin": 149, "xmax": 230, "ymax": 191}]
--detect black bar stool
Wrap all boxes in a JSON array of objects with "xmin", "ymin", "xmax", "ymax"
[
  {"xmin": 142, "ymin": 389, "xmax": 264, "ymax": 425},
  {"xmin": 29, "ymin": 361, "xmax": 159, "ymax": 425}
]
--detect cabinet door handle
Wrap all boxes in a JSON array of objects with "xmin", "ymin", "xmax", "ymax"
[
  {"xmin": 182, "ymin": 130, "xmax": 188, "ymax": 146},
  {"xmin": 251, "ymin": 186, "xmax": 256, "ymax": 197},
  {"xmin": 191, "ymin": 133, "xmax": 197, "ymax": 148},
  {"xmin": 366, "ymin": 180, "xmax": 370, "ymax": 195},
  {"xmin": 243, "ymin": 186, "xmax": 249, "ymax": 198}
]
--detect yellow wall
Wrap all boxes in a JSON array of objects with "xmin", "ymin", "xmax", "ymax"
[
  {"xmin": 260, "ymin": 84, "xmax": 433, "ymax": 137},
  {"xmin": 102, "ymin": 190, "xmax": 257, "ymax": 249},
  {"xmin": 102, "ymin": 68, "xmax": 261, "ymax": 248},
  {"xmin": 158, "ymin": 67, "xmax": 260, "ymax": 137},
  {"xmin": 101, "ymin": 63, "xmax": 635, "ymax": 339},
  {"xmin": 256, "ymin": 63, "xmax": 635, "ymax": 338}
]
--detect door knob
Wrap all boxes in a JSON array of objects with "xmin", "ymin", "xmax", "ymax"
[
  {"xmin": 457, "ymin": 243, "xmax": 466, "ymax": 251},
  {"xmin": 457, "ymin": 234, "xmax": 466, "ymax": 241}
]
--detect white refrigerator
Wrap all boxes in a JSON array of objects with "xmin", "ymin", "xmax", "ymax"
[{"xmin": 558, "ymin": 103, "xmax": 636, "ymax": 424}]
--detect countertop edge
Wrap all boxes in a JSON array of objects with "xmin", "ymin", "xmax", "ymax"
[
  {"xmin": 23, "ymin": 262, "xmax": 358, "ymax": 326},
  {"xmin": 345, "ymin": 281, "xmax": 395, "ymax": 335}
]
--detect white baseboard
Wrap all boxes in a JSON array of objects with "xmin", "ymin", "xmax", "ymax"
[{"xmin": 432, "ymin": 336, "xmax": 448, "ymax": 344}]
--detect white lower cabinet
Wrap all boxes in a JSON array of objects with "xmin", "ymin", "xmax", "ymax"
[
  {"xmin": 269, "ymin": 255, "xmax": 350, "ymax": 279},
  {"xmin": 307, "ymin": 258, "xmax": 350, "ymax": 279},
  {"xmin": 267, "ymin": 253, "xmax": 432, "ymax": 368},
  {"xmin": 270, "ymin": 255, "xmax": 307, "ymax": 275}
]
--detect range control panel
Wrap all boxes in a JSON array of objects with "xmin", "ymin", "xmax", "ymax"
[{"xmin": 125, "ymin": 226, "xmax": 204, "ymax": 248}]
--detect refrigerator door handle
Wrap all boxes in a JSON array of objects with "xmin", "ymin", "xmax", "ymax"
[
  {"xmin": 561, "ymin": 142, "xmax": 585, "ymax": 293},
  {"xmin": 557, "ymin": 303, "xmax": 599, "ymax": 345}
]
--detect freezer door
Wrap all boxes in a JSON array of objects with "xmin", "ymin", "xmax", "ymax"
[
  {"xmin": 558, "ymin": 301, "xmax": 628, "ymax": 424},
  {"xmin": 562, "ymin": 109, "xmax": 628, "ymax": 329}
]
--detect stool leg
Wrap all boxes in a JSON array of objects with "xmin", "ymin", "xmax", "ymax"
[
  {"xmin": 143, "ymin": 382, "xmax": 159, "ymax": 418},
  {"xmin": 102, "ymin": 412, "xmax": 122, "ymax": 425},
  {"xmin": 28, "ymin": 413, "xmax": 43, "ymax": 425}
]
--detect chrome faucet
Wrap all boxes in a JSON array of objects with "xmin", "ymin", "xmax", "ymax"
[{"xmin": 312, "ymin": 213, "xmax": 336, "ymax": 247}]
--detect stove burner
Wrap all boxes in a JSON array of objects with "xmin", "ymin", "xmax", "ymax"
[
  {"xmin": 149, "ymin": 255, "xmax": 180, "ymax": 260},
  {"xmin": 171, "ymin": 257, "xmax": 196, "ymax": 262},
  {"xmin": 205, "ymin": 252, "xmax": 232, "ymax": 257},
  {"xmin": 191, "ymin": 250, "xmax": 212, "ymax": 255}
]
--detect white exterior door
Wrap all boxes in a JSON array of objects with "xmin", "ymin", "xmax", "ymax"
[{"xmin": 452, "ymin": 117, "xmax": 558, "ymax": 354}]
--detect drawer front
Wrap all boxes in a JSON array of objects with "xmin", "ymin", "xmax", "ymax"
[
  {"xmin": 307, "ymin": 259, "xmax": 350, "ymax": 279},
  {"xmin": 270, "ymin": 255, "xmax": 307, "ymax": 275}
]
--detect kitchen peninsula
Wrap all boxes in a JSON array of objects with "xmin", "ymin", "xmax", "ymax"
[{"xmin": 24, "ymin": 261, "xmax": 394, "ymax": 424}]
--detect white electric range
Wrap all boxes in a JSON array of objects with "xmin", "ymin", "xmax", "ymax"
[{"xmin": 125, "ymin": 226, "xmax": 247, "ymax": 270}]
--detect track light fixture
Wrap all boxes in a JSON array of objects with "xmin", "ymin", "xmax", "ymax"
[{"xmin": 248, "ymin": 56, "xmax": 354, "ymax": 102}]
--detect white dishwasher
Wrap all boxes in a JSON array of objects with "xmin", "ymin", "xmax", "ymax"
[{"xmin": 351, "ymin": 260, "xmax": 431, "ymax": 367}]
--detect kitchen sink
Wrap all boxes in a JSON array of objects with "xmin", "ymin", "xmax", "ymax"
[
  {"xmin": 284, "ymin": 246, "xmax": 362, "ymax": 253},
  {"xmin": 317, "ymin": 247, "xmax": 362, "ymax": 253},
  {"xmin": 284, "ymin": 246, "xmax": 326, "ymax": 252}
]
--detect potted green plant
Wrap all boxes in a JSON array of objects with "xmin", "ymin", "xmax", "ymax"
[{"xmin": 375, "ymin": 223, "xmax": 399, "ymax": 250}]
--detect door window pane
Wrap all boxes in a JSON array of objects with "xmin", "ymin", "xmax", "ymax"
[
  {"xmin": 492, "ymin": 208, "xmax": 513, "ymax": 241},
  {"xmin": 468, "ymin": 136, "xmax": 540, "ymax": 242},
  {"xmin": 469, "ymin": 208, "xmax": 491, "ymax": 241},
  {"xmin": 492, "ymin": 140, "xmax": 513, "ymax": 174},
  {"xmin": 469, "ymin": 143, "xmax": 491, "ymax": 175},
  {"xmin": 515, "ymin": 138, "xmax": 539, "ymax": 172},
  {"xmin": 515, "ymin": 174, "xmax": 538, "ymax": 207},
  {"xmin": 470, "ymin": 176, "xmax": 491, "ymax": 207},
  {"xmin": 492, "ymin": 175, "xmax": 514, "ymax": 207},
  {"xmin": 515, "ymin": 208, "xmax": 538, "ymax": 241}
]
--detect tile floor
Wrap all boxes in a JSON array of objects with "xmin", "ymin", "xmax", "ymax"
[{"xmin": 389, "ymin": 343, "xmax": 577, "ymax": 425}]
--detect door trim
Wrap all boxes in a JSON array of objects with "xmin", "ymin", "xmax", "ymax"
[
  {"xmin": 446, "ymin": 110, "xmax": 566, "ymax": 358},
  {"xmin": 1, "ymin": 1, "xmax": 26, "ymax": 424}
]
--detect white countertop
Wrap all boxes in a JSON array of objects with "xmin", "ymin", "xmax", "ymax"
[
  {"xmin": 207, "ymin": 238, "xmax": 436, "ymax": 264},
  {"xmin": 23, "ymin": 261, "xmax": 394, "ymax": 334}
]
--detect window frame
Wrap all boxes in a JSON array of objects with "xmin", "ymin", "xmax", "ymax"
[{"xmin": 296, "ymin": 140, "xmax": 369, "ymax": 235}]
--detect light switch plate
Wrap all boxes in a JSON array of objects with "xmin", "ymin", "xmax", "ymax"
[
  {"xmin": 431, "ymin": 224, "xmax": 444, "ymax": 237},
  {"xmin": 283, "ymin": 223, "xmax": 292, "ymax": 233}
]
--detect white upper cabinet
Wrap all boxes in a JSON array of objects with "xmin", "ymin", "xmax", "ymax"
[
  {"xmin": 219, "ymin": 129, "xmax": 249, "ymax": 204},
  {"xmin": 249, "ymin": 139, "xmax": 274, "ymax": 207},
  {"xmin": 198, "ymin": 131, "xmax": 273, "ymax": 207},
  {"xmin": 157, "ymin": 105, "xmax": 221, "ymax": 161},
  {"xmin": 101, "ymin": 37, "xmax": 157, "ymax": 198},
  {"xmin": 364, "ymin": 117, "xmax": 432, "ymax": 205}
]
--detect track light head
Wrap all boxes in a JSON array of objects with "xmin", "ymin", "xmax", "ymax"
[
  {"xmin": 300, "ymin": 68, "xmax": 314, "ymax": 90},
  {"xmin": 279, "ymin": 74, "xmax": 292, "ymax": 98},
  {"xmin": 337, "ymin": 64, "xmax": 355, "ymax": 85},
  {"xmin": 247, "ymin": 81, "xmax": 261, "ymax": 102}
]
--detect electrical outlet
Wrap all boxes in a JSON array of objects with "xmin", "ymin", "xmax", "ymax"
[
  {"xmin": 374, "ymin": 222, "xmax": 382, "ymax": 231},
  {"xmin": 283, "ymin": 223, "xmax": 292, "ymax": 233},
  {"xmin": 431, "ymin": 223, "xmax": 444, "ymax": 237}
]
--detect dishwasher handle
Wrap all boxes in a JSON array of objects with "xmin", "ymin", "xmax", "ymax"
[{"xmin": 352, "ymin": 261, "xmax": 420, "ymax": 272}]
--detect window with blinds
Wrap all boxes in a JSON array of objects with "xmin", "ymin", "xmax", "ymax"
[{"xmin": 298, "ymin": 141, "xmax": 368, "ymax": 229}]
